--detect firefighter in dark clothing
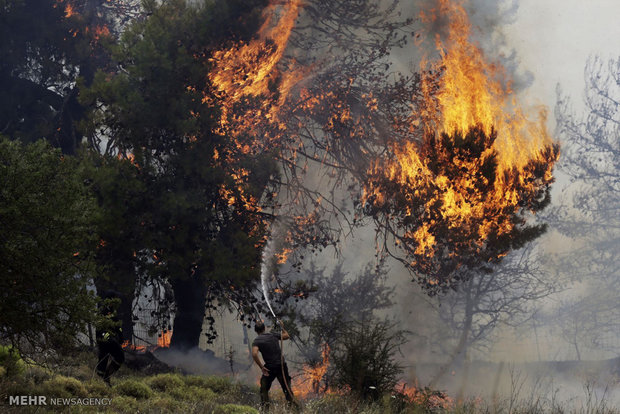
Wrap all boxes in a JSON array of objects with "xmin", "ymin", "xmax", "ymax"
[
  {"xmin": 95, "ymin": 290, "xmax": 125, "ymax": 386},
  {"xmin": 252, "ymin": 320, "xmax": 296, "ymax": 410}
]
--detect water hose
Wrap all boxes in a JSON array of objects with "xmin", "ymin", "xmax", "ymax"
[{"xmin": 277, "ymin": 320, "xmax": 298, "ymax": 407}]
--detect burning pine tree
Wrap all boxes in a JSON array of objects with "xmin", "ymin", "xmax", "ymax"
[{"xmin": 363, "ymin": 0, "xmax": 559, "ymax": 293}]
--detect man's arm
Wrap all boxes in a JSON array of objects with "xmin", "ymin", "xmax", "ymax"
[
  {"xmin": 252, "ymin": 345, "xmax": 269, "ymax": 376},
  {"xmin": 278, "ymin": 320, "xmax": 290, "ymax": 340}
]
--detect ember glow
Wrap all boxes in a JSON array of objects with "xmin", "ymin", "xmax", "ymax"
[
  {"xmin": 364, "ymin": 0, "xmax": 559, "ymax": 288},
  {"xmin": 64, "ymin": 3, "xmax": 75, "ymax": 18}
]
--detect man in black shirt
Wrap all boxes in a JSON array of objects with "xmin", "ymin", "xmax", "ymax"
[
  {"xmin": 95, "ymin": 290, "xmax": 125, "ymax": 386},
  {"xmin": 252, "ymin": 320, "xmax": 296, "ymax": 410}
]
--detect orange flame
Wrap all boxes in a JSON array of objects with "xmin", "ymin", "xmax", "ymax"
[
  {"xmin": 421, "ymin": 0, "xmax": 551, "ymax": 170},
  {"xmin": 157, "ymin": 330, "xmax": 172, "ymax": 348},
  {"xmin": 363, "ymin": 0, "xmax": 558, "ymax": 282},
  {"xmin": 294, "ymin": 344, "xmax": 330, "ymax": 398},
  {"xmin": 207, "ymin": 0, "xmax": 304, "ymax": 141},
  {"xmin": 397, "ymin": 382, "xmax": 455, "ymax": 410},
  {"xmin": 121, "ymin": 340, "xmax": 147, "ymax": 353},
  {"xmin": 120, "ymin": 330, "xmax": 172, "ymax": 352},
  {"xmin": 64, "ymin": 3, "xmax": 75, "ymax": 18}
]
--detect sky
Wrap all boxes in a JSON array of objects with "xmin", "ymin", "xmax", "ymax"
[{"xmin": 503, "ymin": 0, "xmax": 620, "ymax": 124}]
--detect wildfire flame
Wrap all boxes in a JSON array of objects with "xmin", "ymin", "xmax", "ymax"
[
  {"xmin": 421, "ymin": 0, "xmax": 551, "ymax": 170},
  {"xmin": 121, "ymin": 340, "xmax": 147, "ymax": 353},
  {"xmin": 208, "ymin": 0, "xmax": 303, "ymax": 140},
  {"xmin": 363, "ymin": 0, "xmax": 559, "ymax": 287},
  {"xmin": 64, "ymin": 3, "xmax": 75, "ymax": 18},
  {"xmin": 397, "ymin": 382, "xmax": 455, "ymax": 410},
  {"xmin": 158, "ymin": 330, "xmax": 172, "ymax": 348},
  {"xmin": 121, "ymin": 330, "xmax": 172, "ymax": 353},
  {"xmin": 294, "ymin": 344, "xmax": 330, "ymax": 398}
]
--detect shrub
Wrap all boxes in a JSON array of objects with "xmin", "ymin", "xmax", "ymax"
[
  {"xmin": 0, "ymin": 377, "xmax": 36, "ymax": 397},
  {"xmin": 184, "ymin": 375, "xmax": 234, "ymax": 393},
  {"xmin": 114, "ymin": 379, "xmax": 153, "ymax": 399},
  {"xmin": 148, "ymin": 395, "xmax": 186, "ymax": 412},
  {"xmin": 170, "ymin": 384, "xmax": 216, "ymax": 402},
  {"xmin": 0, "ymin": 345, "xmax": 26, "ymax": 376},
  {"xmin": 85, "ymin": 379, "xmax": 114, "ymax": 397},
  {"xmin": 213, "ymin": 403, "xmax": 259, "ymax": 414},
  {"xmin": 42, "ymin": 375, "xmax": 88, "ymax": 398},
  {"xmin": 331, "ymin": 319, "xmax": 405, "ymax": 400},
  {"xmin": 147, "ymin": 373, "xmax": 185, "ymax": 392},
  {"xmin": 110, "ymin": 395, "xmax": 142, "ymax": 412},
  {"xmin": 24, "ymin": 364, "xmax": 52, "ymax": 384}
]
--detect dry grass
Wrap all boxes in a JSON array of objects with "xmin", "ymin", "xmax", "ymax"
[{"xmin": 0, "ymin": 350, "xmax": 619, "ymax": 413}]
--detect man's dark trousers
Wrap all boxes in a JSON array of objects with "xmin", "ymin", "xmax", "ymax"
[{"xmin": 260, "ymin": 362, "xmax": 293, "ymax": 409}]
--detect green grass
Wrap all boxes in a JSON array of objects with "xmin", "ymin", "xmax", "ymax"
[{"xmin": 1, "ymin": 350, "xmax": 619, "ymax": 413}]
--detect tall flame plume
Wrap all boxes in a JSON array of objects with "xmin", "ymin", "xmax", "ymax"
[{"xmin": 364, "ymin": 0, "xmax": 559, "ymax": 287}]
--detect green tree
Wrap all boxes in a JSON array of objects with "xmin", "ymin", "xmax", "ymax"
[
  {"xmin": 0, "ymin": 0, "xmax": 117, "ymax": 153},
  {"xmin": 80, "ymin": 0, "xmax": 277, "ymax": 350},
  {"xmin": 0, "ymin": 137, "xmax": 99, "ymax": 356},
  {"xmin": 80, "ymin": 151, "xmax": 146, "ymax": 342}
]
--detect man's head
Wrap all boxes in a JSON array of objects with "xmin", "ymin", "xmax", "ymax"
[{"xmin": 255, "ymin": 320, "xmax": 266, "ymax": 334}]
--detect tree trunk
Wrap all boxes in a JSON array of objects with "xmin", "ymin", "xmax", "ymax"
[
  {"xmin": 170, "ymin": 276, "xmax": 207, "ymax": 351},
  {"xmin": 430, "ymin": 278, "xmax": 474, "ymax": 387}
]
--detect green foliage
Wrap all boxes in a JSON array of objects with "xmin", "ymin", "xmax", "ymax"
[
  {"xmin": 42, "ymin": 375, "xmax": 88, "ymax": 398},
  {"xmin": 0, "ymin": 346, "xmax": 26, "ymax": 377},
  {"xmin": 114, "ymin": 379, "xmax": 154, "ymax": 399},
  {"xmin": 0, "ymin": 137, "xmax": 99, "ymax": 356},
  {"xmin": 0, "ymin": 0, "xmax": 111, "ymax": 153},
  {"xmin": 110, "ymin": 395, "xmax": 143, "ymax": 412},
  {"xmin": 183, "ymin": 375, "xmax": 235, "ymax": 393},
  {"xmin": 169, "ymin": 384, "xmax": 216, "ymax": 402},
  {"xmin": 149, "ymin": 395, "xmax": 186, "ymax": 412},
  {"xmin": 331, "ymin": 319, "xmax": 406, "ymax": 400},
  {"xmin": 147, "ymin": 373, "xmax": 185, "ymax": 392},
  {"xmin": 213, "ymin": 403, "xmax": 259, "ymax": 414},
  {"xmin": 78, "ymin": 0, "xmax": 280, "ymax": 348},
  {"xmin": 84, "ymin": 379, "xmax": 115, "ymax": 397}
]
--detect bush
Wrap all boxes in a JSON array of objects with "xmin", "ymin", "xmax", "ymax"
[
  {"xmin": 184, "ymin": 375, "xmax": 234, "ymax": 393},
  {"xmin": 147, "ymin": 372, "xmax": 185, "ymax": 392},
  {"xmin": 0, "ymin": 345, "xmax": 26, "ymax": 376},
  {"xmin": 114, "ymin": 379, "xmax": 153, "ymax": 399},
  {"xmin": 0, "ymin": 377, "xmax": 36, "ymax": 398},
  {"xmin": 23, "ymin": 364, "xmax": 52, "ymax": 384},
  {"xmin": 148, "ymin": 395, "xmax": 186, "ymax": 412},
  {"xmin": 0, "ymin": 138, "xmax": 99, "ymax": 358},
  {"xmin": 84, "ymin": 379, "xmax": 115, "ymax": 397},
  {"xmin": 213, "ymin": 403, "xmax": 259, "ymax": 414},
  {"xmin": 110, "ymin": 395, "xmax": 142, "ymax": 412},
  {"xmin": 331, "ymin": 319, "xmax": 405, "ymax": 400},
  {"xmin": 42, "ymin": 375, "xmax": 88, "ymax": 398},
  {"xmin": 169, "ymin": 384, "xmax": 216, "ymax": 402}
]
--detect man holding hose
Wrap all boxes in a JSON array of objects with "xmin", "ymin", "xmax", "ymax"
[{"xmin": 252, "ymin": 320, "xmax": 297, "ymax": 410}]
